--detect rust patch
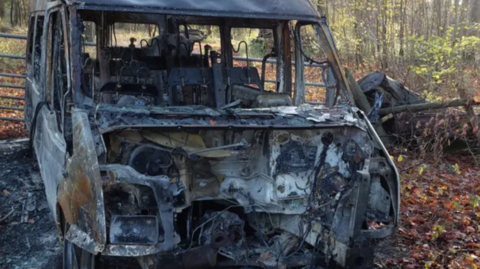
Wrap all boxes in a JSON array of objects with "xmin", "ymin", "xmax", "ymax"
[
  {"xmin": 58, "ymin": 180, "xmax": 74, "ymax": 225},
  {"xmin": 57, "ymin": 167, "xmax": 95, "ymax": 225},
  {"xmin": 71, "ymin": 167, "xmax": 94, "ymax": 218}
]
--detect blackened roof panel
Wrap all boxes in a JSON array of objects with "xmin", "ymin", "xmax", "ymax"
[{"xmin": 69, "ymin": 0, "xmax": 320, "ymax": 21}]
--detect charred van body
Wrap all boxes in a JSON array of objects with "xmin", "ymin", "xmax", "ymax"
[{"xmin": 25, "ymin": 0, "xmax": 400, "ymax": 268}]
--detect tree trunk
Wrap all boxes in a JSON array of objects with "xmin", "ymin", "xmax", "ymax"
[
  {"xmin": 470, "ymin": 0, "xmax": 480, "ymax": 36},
  {"xmin": 442, "ymin": 0, "xmax": 449, "ymax": 37},
  {"xmin": 435, "ymin": 0, "xmax": 442, "ymax": 36},
  {"xmin": 0, "ymin": 0, "xmax": 3, "ymax": 19},
  {"xmin": 380, "ymin": 0, "xmax": 388, "ymax": 69},
  {"xmin": 353, "ymin": 0, "xmax": 363, "ymax": 68},
  {"xmin": 460, "ymin": 0, "xmax": 470, "ymax": 37},
  {"xmin": 9, "ymin": 0, "xmax": 14, "ymax": 27},
  {"xmin": 379, "ymin": 99, "xmax": 480, "ymax": 116},
  {"xmin": 452, "ymin": 0, "xmax": 460, "ymax": 45},
  {"xmin": 399, "ymin": 0, "xmax": 405, "ymax": 57}
]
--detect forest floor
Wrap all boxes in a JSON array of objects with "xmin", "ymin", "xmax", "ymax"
[
  {"xmin": 0, "ymin": 140, "xmax": 139, "ymax": 269},
  {"xmin": 0, "ymin": 140, "xmax": 61, "ymax": 269},
  {"xmin": 376, "ymin": 152, "xmax": 480, "ymax": 269}
]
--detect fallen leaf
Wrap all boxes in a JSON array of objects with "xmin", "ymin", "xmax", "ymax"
[
  {"xmin": 467, "ymin": 242, "xmax": 479, "ymax": 248},
  {"xmin": 409, "ymin": 216, "xmax": 427, "ymax": 224},
  {"xmin": 2, "ymin": 190, "xmax": 11, "ymax": 195}
]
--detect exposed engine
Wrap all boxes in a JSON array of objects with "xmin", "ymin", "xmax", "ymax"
[{"xmin": 98, "ymin": 124, "xmax": 397, "ymax": 268}]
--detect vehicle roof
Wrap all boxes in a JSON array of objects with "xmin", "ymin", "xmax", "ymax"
[{"xmin": 66, "ymin": 0, "xmax": 320, "ymax": 21}]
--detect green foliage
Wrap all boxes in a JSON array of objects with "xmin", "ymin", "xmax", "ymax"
[
  {"xmin": 408, "ymin": 25, "xmax": 480, "ymax": 94},
  {"xmin": 469, "ymin": 195, "xmax": 480, "ymax": 208},
  {"xmin": 0, "ymin": 34, "xmax": 25, "ymax": 72},
  {"xmin": 249, "ymin": 40, "xmax": 270, "ymax": 58}
]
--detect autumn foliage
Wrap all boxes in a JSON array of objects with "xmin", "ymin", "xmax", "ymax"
[
  {"xmin": 384, "ymin": 154, "xmax": 480, "ymax": 268},
  {"xmin": 0, "ymin": 69, "xmax": 26, "ymax": 140}
]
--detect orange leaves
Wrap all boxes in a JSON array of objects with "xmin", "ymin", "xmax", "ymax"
[
  {"xmin": 393, "ymin": 152, "xmax": 480, "ymax": 268},
  {"xmin": 0, "ymin": 120, "xmax": 27, "ymax": 140},
  {"xmin": 408, "ymin": 216, "xmax": 427, "ymax": 226},
  {"xmin": 473, "ymin": 95, "xmax": 480, "ymax": 103},
  {"xmin": 0, "ymin": 73, "xmax": 27, "ymax": 140}
]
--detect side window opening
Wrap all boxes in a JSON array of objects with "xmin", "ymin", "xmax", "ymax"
[
  {"xmin": 82, "ymin": 21, "xmax": 97, "ymax": 60},
  {"xmin": 33, "ymin": 15, "xmax": 45, "ymax": 82},
  {"xmin": 81, "ymin": 21, "xmax": 97, "ymax": 99},
  {"xmin": 231, "ymin": 28, "xmax": 276, "ymax": 92},
  {"xmin": 298, "ymin": 24, "xmax": 335, "ymax": 103},
  {"xmin": 26, "ymin": 17, "xmax": 35, "ymax": 65},
  {"xmin": 45, "ymin": 12, "xmax": 67, "ymax": 115}
]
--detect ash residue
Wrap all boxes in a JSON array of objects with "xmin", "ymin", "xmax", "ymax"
[
  {"xmin": 0, "ymin": 141, "xmax": 61, "ymax": 269},
  {"xmin": 0, "ymin": 141, "xmax": 139, "ymax": 269}
]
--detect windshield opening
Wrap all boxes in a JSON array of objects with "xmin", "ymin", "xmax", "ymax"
[{"xmin": 76, "ymin": 10, "xmax": 330, "ymax": 110}]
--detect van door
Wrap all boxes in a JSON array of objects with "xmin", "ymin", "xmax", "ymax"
[{"xmin": 33, "ymin": 5, "xmax": 69, "ymax": 219}]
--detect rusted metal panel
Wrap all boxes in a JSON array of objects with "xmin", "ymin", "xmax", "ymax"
[
  {"xmin": 274, "ymin": 22, "xmax": 292, "ymax": 94},
  {"xmin": 58, "ymin": 109, "xmax": 106, "ymax": 253},
  {"xmin": 294, "ymin": 23, "xmax": 306, "ymax": 106}
]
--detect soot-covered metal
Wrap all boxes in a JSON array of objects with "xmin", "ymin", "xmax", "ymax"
[
  {"xmin": 67, "ymin": 0, "xmax": 320, "ymax": 21},
  {"xmin": 25, "ymin": 1, "xmax": 400, "ymax": 268}
]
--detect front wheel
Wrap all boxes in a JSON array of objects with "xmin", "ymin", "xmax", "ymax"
[{"xmin": 62, "ymin": 224, "xmax": 96, "ymax": 269}]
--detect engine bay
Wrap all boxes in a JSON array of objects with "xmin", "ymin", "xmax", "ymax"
[{"xmin": 94, "ymin": 125, "xmax": 397, "ymax": 268}]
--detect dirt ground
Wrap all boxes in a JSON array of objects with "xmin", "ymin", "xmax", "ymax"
[
  {"xmin": 0, "ymin": 140, "xmax": 141, "ymax": 269},
  {"xmin": 0, "ymin": 140, "xmax": 61, "ymax": 269},
  {"xmin": 0, "ymin": 140, "xmax": 404, "ymax": 269}
]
